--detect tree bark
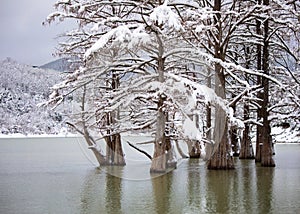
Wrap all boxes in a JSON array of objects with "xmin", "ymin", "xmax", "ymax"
[
  {"xmin": 104, "ymin": 115, "xmax": 126, "ymax": 166},
  {"xmin": 255, "ymin": 0, "xmax": 263, "ymax": 163},
  {"xmin": 175, "ymin": 140, "xmax": 189, "ymax": 159},
  {"xmin": 150, "ymin": 95, "xmax": 167, "ymax": 173},
  {"xmin": 230, "ymin": 102, "xmax": 240, "ymax": 157},
  {"xmin": 260, "ymin": 0, "xmax": 275, "ymax": 167},
  {"xmin": 187, "ymin": 140, "xmax": 201, "ymax": 158},
  {"xmin": 205, "ymin": 66, "xmax": 212, "ymax": 161},
  {"xmin": 150, "ymin": 34, "xmax": 168, "ymax": 172},
  {"xmin": 240, "ymin": 48, "xmax": 254, "ymax": 159},
  {"xmin": 166, "ymin": 136, "xmax": 177, "ymax": 168},
  {"xmin": 103, "ymin": 71, "xmax": 126, "ymax": 166},
  {"xmin": 207, "ymin": 120, "xmax": 234, "ymax": 170},
  {"xmin": 207, "ymin": 0, "xmax": 234, "ymax": 170},
  {"xmin": 239, "ymin": 99, "xmax": 254, "ymax": 159}
]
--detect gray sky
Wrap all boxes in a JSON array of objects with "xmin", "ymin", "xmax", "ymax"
[{"xmin": 0, "ymin": 0, "xmax": 71, "ymax": 66}]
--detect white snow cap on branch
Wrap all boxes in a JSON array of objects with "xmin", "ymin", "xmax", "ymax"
[
  {"xmin": 84, "ymin": 25, "xmax": 151, "ymax": 58},
  {"xmin": 150, "ymin": 0, "xmax": 183, "ymax": 31}
]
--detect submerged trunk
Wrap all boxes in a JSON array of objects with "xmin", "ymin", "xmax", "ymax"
[
  {"xmin": 83, "ymin": 127, "xmax": 107, "ymax": 165},
  {"xmin": 150, "ymin": 32, "xmax": 170, "ymax": 173},
  {"xmin": 230, "ymin": 102, "xmax": 239, "ymax": 157},
  {"xmin": 207, "ymin": 70, "xmax": 234, "ymax": 169},
  {"xmin": 207, "ymin": 109, "xmax": 234, "ymax": 170},
  {"xmin": 240, "ymin": 93, "xmax": 254, "ymax": 159},
  {"xmin": 166, "ymin": 136, "xmax": 177, "ymax": 168},
  {"xmin": 187, "ymin": 140, "xmax": 201, "ymax": 158},
  {"xmin": 240, "ymin": 47, "xmax": 254, "ymax": 159},
  {"xmin": 230, "ymin": 128, "xmax": 239, "ymax": 157},
  {"xmin": 255, "ymin": 0, "xmax": 263, "ymax": 163},
  {"xmin": 260, "ymin": 0, "xmax": 275, "ymax": 167},
  {"xmin": 103, "ymin": 71, "xmax": 126, "ymax": 166},
  {"xmin": 150, "ymin": 95, "xmax": 167, "ymax": 173},
  {"xmin": 207, "ymin": 0, "xmax": 234, "ymax": 170},
  {"xmin": 105, "ymin": 133, "xmax": 126, "ymax": 166},
  {"xmin": 239, "ymin": 124, "xmax": 254, "ymax": 159},
  {"xmin": 206, "ymin": 51, "xmax": 234, "ymax": 169}
]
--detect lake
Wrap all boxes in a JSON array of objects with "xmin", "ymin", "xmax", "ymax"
[{"xmin": 0, "ymin": 137, "xmax": 299, "ymax": 214}]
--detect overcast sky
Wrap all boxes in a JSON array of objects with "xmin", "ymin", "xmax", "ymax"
[{"xmin": 0, "ymin": 0, "xmax": 71, "ymax": 66}]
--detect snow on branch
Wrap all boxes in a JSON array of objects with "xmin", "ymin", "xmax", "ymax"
[
  {"xmin": 165, "ymin": 73, "xmax": 228, "ymax": 111},
  {"xmin": 150, "ymin": 1, "xmax": 184, "ymax": 32},
  {"xmin": 84, "ymin": 24, "xmax": 151, "ymax": 59}
]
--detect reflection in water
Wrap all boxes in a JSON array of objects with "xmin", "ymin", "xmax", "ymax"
[
  {"xmin": 236, "ymin": 160, "xmax": 257, "ymax": 212},
  {"xmin": 80, "ymin": 169, "xmax": 106, "ymax": 214},
  {"xmin": 205, "ymin": 169, "xmax": 233, "ymax": 213},
  {"xmin": 77, "ymin": 157, "xmax": 284, "ymax": 214},
  {"xmin": 256, "ymin": 166, "xmax": 275, "ymax": 213},
  {"xmin": 182, "ymin": 159, "xmax": 276, "ymax": 213},
  {"xmin": 105, "ymin": 167, "xmax": 123, "ymax": 214},
  {"xmin": 152, "ymin": 174, "xmax": 172, "ymax": 213},
  {"xmin": 184, "ymin": 159, "xmax": 203, "ymax": 213},
  {"xmin": 1, "ymin": 139, "xmax": 299, "ymax": 214},
  {"xmin": 80, "ymin": 167, "xmax": 123, "ymax": 214}
]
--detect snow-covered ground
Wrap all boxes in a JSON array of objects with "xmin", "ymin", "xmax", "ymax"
[{"xmin": 272, "ymin": 127, "xmax": 300, "ymax": 143}]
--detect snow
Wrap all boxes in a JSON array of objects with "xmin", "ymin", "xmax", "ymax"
[
  {"xmin": 228, "ymin": 107, "xmax": 245, "ymax": 129},
  {"xmin": 182, "ymin": 117, "xmax": 202, "ymax": 140},
  {"xmin": 42, "ymin": 0, "xmax": 300, "ymax": 149},
  {"xmin": 272, "ymin": 127, "xmax": 300, "ymax": 143},
  {"xmin": 150, "ymin": 1, "xmax": 183, "ymax": 32},
  {"xmin": 85, "ymin": 25, "xmax": 151, "ymax": 58},
  {"xmin": 0, "ymin": 59, "xmax": 74, "ymax": 135},
  {"xmin": 0, "ymin": 132, "xmax": 79, "ymax": 139}
]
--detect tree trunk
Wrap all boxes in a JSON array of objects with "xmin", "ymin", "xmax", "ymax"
[
  {"xmin": 175, "ymin": 139, "xmax": 189, "ymax": 159},
  {"xmin": 103, "ymin": 72, "xmax": 126, "ymax": 166},
  {"xmin": 187, "ymin": 140, "xmax": 201, "ymax": 158},
  {"xmin": 205, "ymin": 75, "xmax": 212, "ymax": 161},
  {"xmin": 230, "ymin": 102, "xmax": 239, "ymax": 156},
  {"xmin": 166, "ymin": 136, "xmax": 177, "ymax": 168},
  {"xmin": 186, "ymin": 115, "xmax": 201, "ymax": 158},
  {"xmin": 239, "ymin": 100, "xmax": 254, "ymax": 159},
  {"xmin": 204, "ymin": 104, "xmax": 213, "ymax": 161},
  {"xmin": 207, "ymin": 0, "xmax": 234, "ymax": 170},
  {"xmin": 207, "ymin": 68, "xmax": 234, "ymax": 169},
  {"xmin": 207, "ymin": 120, "xmax": 234, "ymax": 170},
  {"xmin": 150, "ymin": 95, "xmax": 167, "ymax": 173},
  {"xmin": 255, "ymin": 0, "xmax": 263, "ymax": 163},
  {"xmin": 240, "ymin": 48, "xmax": 254, "ymax": 159},
  {"xmin": 105, "ymin": 133, "xmax": 126, "ymax": 166},
  {"xmin": 82, "ymin": 126, "xmax": 107, "ymax": 165},
  {"xmin": 261, "ymin": 0, "xmax": 275, "ymax": 167},
  {"xmin": 79, "ymin": 85, "xmax": 107, "ymax": 166},
  {"xmin": 150, "ymin": 35, "xmax": 168, "ymax": 172}
]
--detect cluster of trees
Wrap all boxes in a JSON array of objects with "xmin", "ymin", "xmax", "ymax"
[
  {"xmin": 0, "ymin": 58, "xmax": 72, "ymax": 135},
  {"xmin": 45, "ymin": 0, "xmax": 300, "ymax": 172}
]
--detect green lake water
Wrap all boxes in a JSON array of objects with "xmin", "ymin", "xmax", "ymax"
[{"xmin": 0, "ymin": 137, "xmax": 299, "ymax": 214}]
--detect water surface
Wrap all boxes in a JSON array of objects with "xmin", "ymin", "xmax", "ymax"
[{"xmin": 0, "ymin": 137, "xmax": 299, "ymax": 213}]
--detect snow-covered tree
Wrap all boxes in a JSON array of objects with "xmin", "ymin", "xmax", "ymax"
[
  {"xmin": 45, "ymin": 0, "xmax": 300, "ymax": 172},
  {"xmin": 45, "ymin": 0, "xmax": 234, "ymax": 172},
  {"xmin": 0, "ymin": 58, "xmax": 71, "ymax": 135}
]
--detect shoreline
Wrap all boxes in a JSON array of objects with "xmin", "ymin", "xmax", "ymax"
[
  {"xmin": 0, "ymin": 133, "xmax": 80, "ymax": 139},
  {"xmin": 0, "ymin": 133, "xmax": 299, "ymax": 144}
]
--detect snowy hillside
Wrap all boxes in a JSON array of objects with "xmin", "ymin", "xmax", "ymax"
[
  {"xmin": 0, "ymin": 58, "xmax": 73, "ymax": 135},
  {"xmin": 39, "ymin": 58, "xmax": 73, "ymax": 72}
]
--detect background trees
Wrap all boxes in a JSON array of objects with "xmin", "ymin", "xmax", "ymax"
[{"xmin": 0, "ymin": 58, "xmax": 71, "ymax": 135}]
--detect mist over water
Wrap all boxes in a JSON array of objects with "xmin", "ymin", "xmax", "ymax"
[{"xmin": 0, "ymin": 137, "xmax": 299, "ymax": 213}]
